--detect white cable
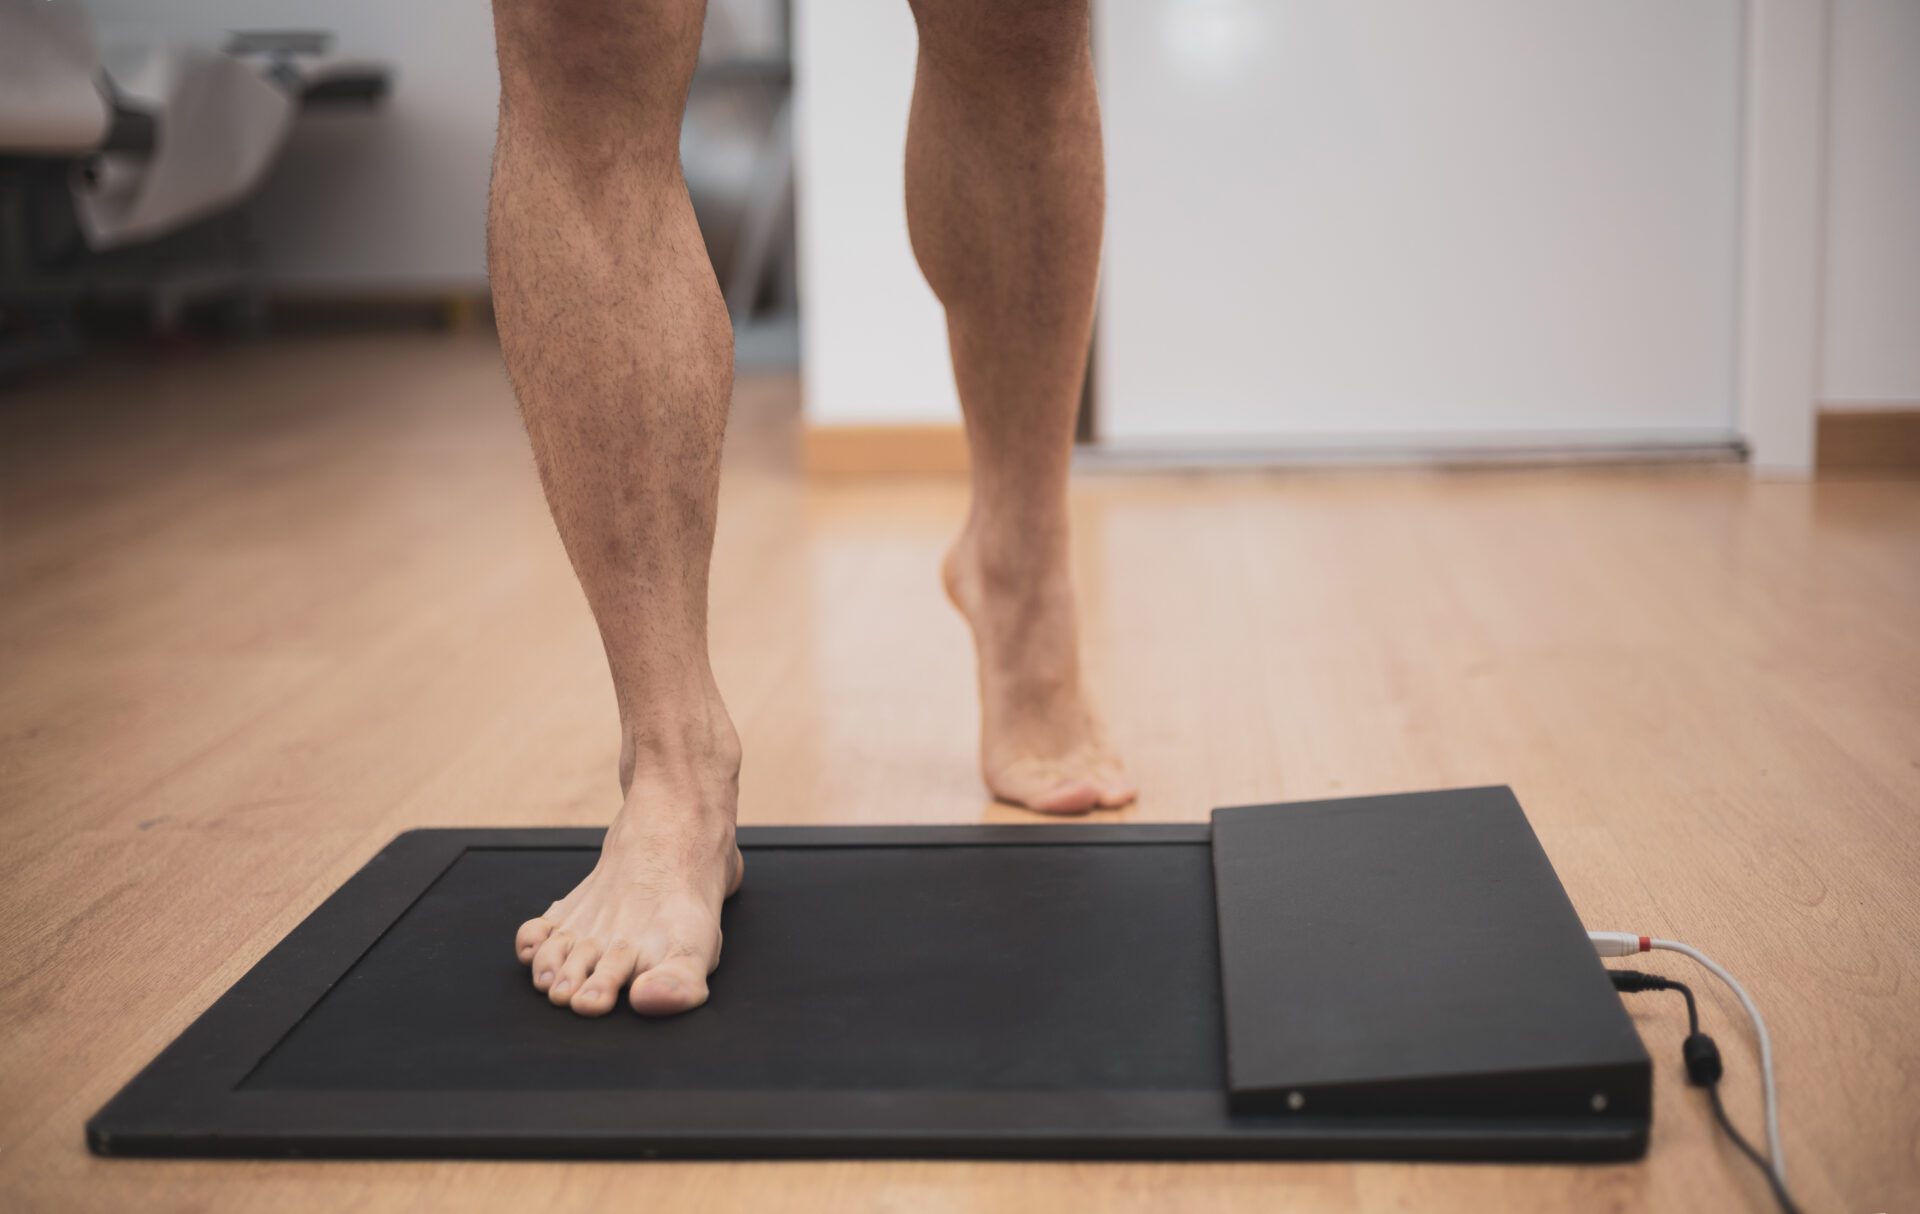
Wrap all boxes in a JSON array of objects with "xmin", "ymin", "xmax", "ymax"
[
  {"xmin": 1648, "ymin": 938, "xmax": 1785, "ymax": 1186},
  {"xmin": 1588, "ymin": 931, "xmax": 1787, "ymax": 1190}
]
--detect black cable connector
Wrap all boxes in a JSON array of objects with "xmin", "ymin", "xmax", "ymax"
[
  {"xmin": 1607, "ymin": 968, "xmax": 1802, "ymax": 1214},
  {"xmin": 1606, "ymin": 969, "xmax": 1672, "ymax": 994},
  {"xmin": 1607, "ymin": 968, "xmax": 1700, "ymax": 1034},
  {"xmin": 1683, "ymin": 1031, "xmax": 1724, "ymax": 1087}
]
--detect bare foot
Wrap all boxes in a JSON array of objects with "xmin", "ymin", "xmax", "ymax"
[
  {"xmin": 943, "ymin": 517, "xmax": 1136, "ymax": 814},
  {"xmin": 514, "ymin": 711, "xmax": 744, "ymax": 1017}
]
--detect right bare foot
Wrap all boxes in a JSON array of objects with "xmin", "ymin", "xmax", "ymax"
[
  {"xmin": 943, "ymin": 517, "xmax": 1136, "ymax": 814},
  {"xmin": 514, "ymin": 711, "xmax": 744, "ymax": 1017}
]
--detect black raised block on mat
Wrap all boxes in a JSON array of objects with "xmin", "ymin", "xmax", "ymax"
[
  {"xmin": 87, "ymin": 790, "xmax": 1650, "ymax": 1161},
  {"xmin": 1212, "ymin": 787, "xmax": 1651, "ymax": 1119}
]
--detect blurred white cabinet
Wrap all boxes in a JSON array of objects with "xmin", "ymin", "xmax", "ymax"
[{"xmin": 1094, "ymin": 0, "xmax": 1745, "ymax": 451}]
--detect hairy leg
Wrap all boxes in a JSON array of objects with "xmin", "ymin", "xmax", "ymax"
[
  {"xmin": 490, "ymin": 0, "xmax": 742, "ymax": 1016},
  {"xmin": 905, "ymin": 0, "xmax": 1134, "ymax": 812}
]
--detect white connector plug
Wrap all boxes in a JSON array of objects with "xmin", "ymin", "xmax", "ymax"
[{"xmin": 1587, "ymin": 931, "xmax": 1649, "ymax": 958}]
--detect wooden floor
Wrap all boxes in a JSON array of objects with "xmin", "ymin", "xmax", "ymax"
[{"xmin": 2, "ymin": 334, "xmax": 1916, "ymax": 1213}]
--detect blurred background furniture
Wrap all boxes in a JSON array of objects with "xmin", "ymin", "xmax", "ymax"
[
  {"xmin": 0, "ymin": 0, "xmax": 391, "ymax": 374},
  {"xmin": 0, "ymin": 0, "xmax": 800, "ymax": 375}
]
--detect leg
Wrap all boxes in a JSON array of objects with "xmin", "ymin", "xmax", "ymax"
[
  {"xmin": 489, "ymin": 0, "xmax": 741, "ymax": 1016},
  {"xmin": 905, "ymin": 1, "xmax": 1134, "ymax": 812}
]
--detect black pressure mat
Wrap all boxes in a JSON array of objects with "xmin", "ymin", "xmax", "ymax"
[{"xmin": 89, "ymin": 787, "xmax": 1651, "ymax": 1161}]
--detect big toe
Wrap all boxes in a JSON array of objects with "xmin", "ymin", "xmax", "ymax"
[
  {"xmin": 629, "ymin": 954, "xmax": 711, "ymax": 1017},
  {"xmin": 1029, "ymin": 779, "xmax": 1103, "ymax": 814},
  {"xmin": 990, "ymin": 759, "xmax": 1102, "ymax": 814}
]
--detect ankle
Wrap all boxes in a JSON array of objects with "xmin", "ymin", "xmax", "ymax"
[
  {"xmin": 617, "ymin": 691, "xmax": 742, "ymax": 794},
  {"xmin": 945, "ymin": 529, "xmax": 1085, "ymax": 696},
  {"xmin": 948, "ymin": 514, "xmax": 1072, "ymax": 600}
]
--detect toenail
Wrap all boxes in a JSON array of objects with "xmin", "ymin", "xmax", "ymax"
[
  {"xmin": 554, "ymin": 979, "xmax": 571, "ymax": 995},
  {"xmin": 538, "ymin": 970, "xmax": 553, "ymax": 984}
]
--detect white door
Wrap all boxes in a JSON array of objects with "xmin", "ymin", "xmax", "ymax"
[{"xmin": 1094, "ymin": 0, "xmax": 1745, "ymax": 453}]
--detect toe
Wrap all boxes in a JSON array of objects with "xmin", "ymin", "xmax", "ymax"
[
  {"xmin": 530, "ymin": 931, "xmax": 573, "ymax": 992},
  {"xmin": 1093, "ymin": 765, "xmax": 1137, "ymax": 808},
  {"xmin": 569, "ymin": 943, "xmax": 638, "ymax": 1017},
  {"xmin": 629, "ymin": 953, "xmax": 711, "ymax": 1017},
  {"xmin": 550, "ymin": 938, "xmax": 602, "ymax": 1005},
  {"xmin": 514, "ymin": 917, "xmax": 555, "ymax": 964}
]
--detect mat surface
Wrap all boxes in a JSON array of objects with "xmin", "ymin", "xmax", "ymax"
[{"xmin": 248, "ymin": 842, "xmax": 1224, "ymax": 1093}]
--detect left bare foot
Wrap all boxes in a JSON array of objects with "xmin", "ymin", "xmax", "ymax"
[{"xmin": 942, "ymin": 515, "xmax": 1136, "ymax": 814}]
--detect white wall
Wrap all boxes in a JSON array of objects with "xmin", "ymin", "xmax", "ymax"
[
  {"xmin": 1738, "ymin": 0, "xmax": 1828, "ymax": 472},
  {"xmin": 792, "ymin": 0, "xmax": 957, "ymax": 425},
  {"xmin": 89, "ymin": 0, "xmax": 499, "ymax": 290},
  {"xmin": 1096, "ymin": 0, "xmax": 1745, "ymax": 449},
  {"xmin": 1821, "ymin": 0, "xmax": 1920, "ymax": 406}
]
